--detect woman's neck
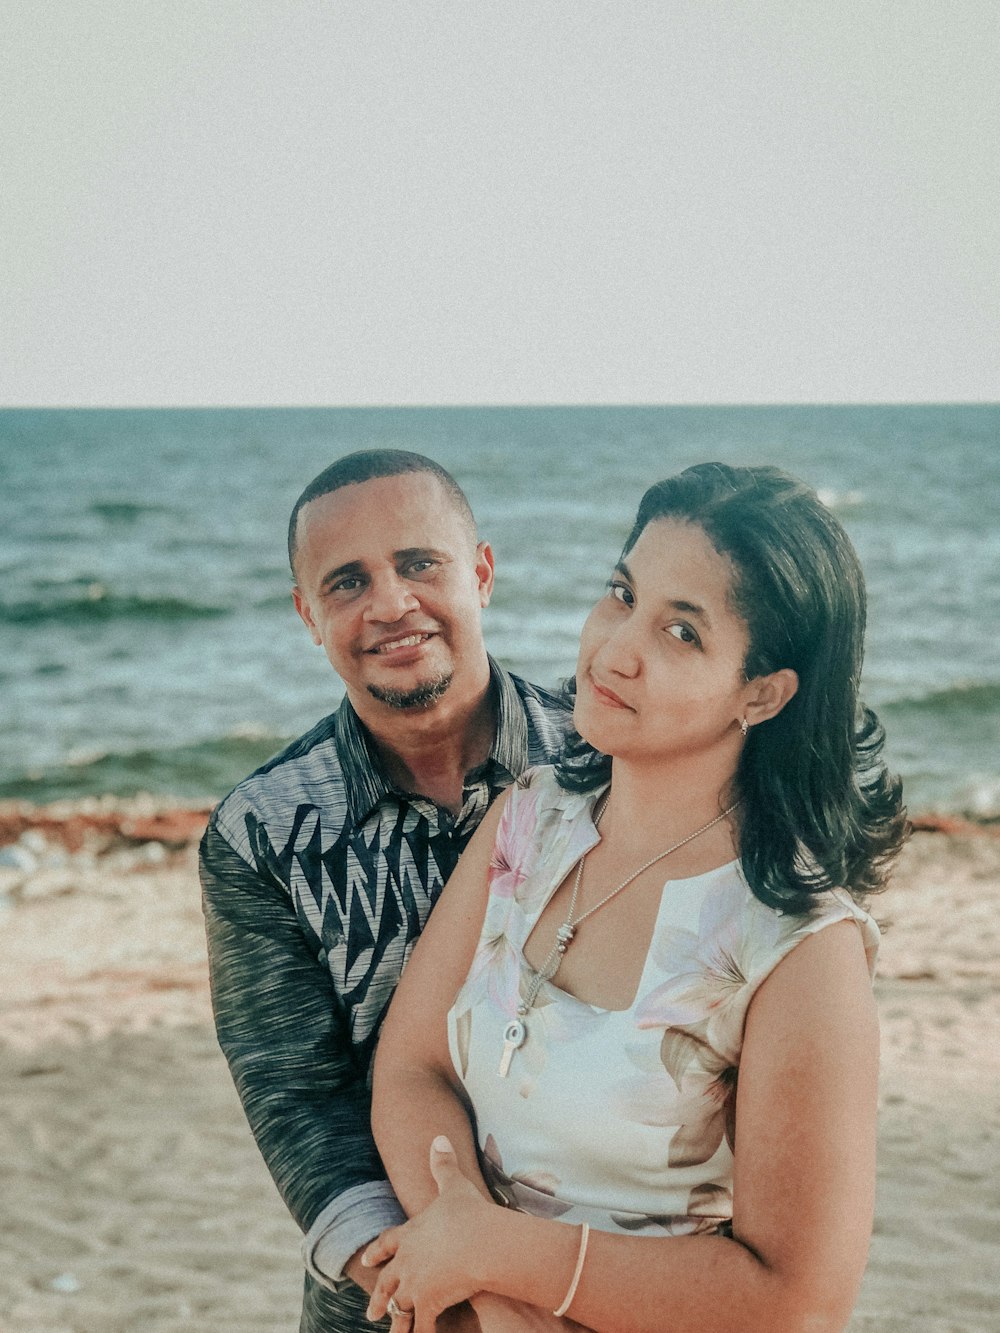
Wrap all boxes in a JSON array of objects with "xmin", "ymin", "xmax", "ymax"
[{"xmin": 600, "ymin": 756, "xmax": 742, "ymax": 860}]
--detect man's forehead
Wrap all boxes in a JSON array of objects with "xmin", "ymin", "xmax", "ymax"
[{"xmin": 296, "ymin": 472, "xmax": 471, "ymax": 562}]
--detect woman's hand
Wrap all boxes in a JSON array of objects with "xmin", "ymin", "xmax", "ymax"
[{"xmin": 363, "ymin": 1136, "xmax": 497, "ymax": 1331}]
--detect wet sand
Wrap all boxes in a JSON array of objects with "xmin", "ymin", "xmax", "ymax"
[{"xmin": 1, "ymin": 801, "xmax": 998, "ymax": 1331}]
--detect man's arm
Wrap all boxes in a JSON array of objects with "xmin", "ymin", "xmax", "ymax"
[{"xmin": 200, "ymin": 813, "xmax": 404, "ymax": 1289}]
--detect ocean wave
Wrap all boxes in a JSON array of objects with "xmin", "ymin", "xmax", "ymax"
[
  {"xmin": 0, "ymin": 730, "xmax": 292, "ymax": 804},
  {"xmin": 1, "ymin": 586, "xmax": 229, "ymax": 626},
  {"xmin": 958, "ymin": 776, "xmax": 1000, "ymax": 820},
  {"xmin": 816, "ymin": 487, "xmax": 866, "ymax": 511},
  {"xmin": 882, "ymin": 681, "xmax": 1000, "ymax": 717},
  {"xmin": 88, "ymin": 500, "xmax": 169, "ymax": 523}
]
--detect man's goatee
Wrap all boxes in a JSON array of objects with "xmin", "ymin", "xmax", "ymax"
[{"xmin": 367, "ymin": 673, "xmax": 453, "ymax": 710}]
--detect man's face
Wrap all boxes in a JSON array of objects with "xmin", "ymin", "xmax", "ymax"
[{"xmin": 291, "ymin": 472, "xmax": 494, "ymax": 712}]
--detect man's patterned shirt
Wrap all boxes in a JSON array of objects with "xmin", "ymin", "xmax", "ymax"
[{"xmin": 200, "ymin": 660, "xmax": 569, "ymax": 1332}]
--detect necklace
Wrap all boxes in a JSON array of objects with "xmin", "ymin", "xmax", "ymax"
[{"xmin": 497, "ymin": 790, "xmax": 741, "ymax": 1077}]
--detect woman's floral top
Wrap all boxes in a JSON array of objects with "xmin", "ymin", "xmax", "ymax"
[{"xmin": 447, "ymin": 766, "xmax": 879, "ymax": 1236}]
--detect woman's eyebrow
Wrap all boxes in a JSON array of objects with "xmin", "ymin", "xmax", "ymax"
[
  {"xmin": 668, "ymin": 598, "xmax": 711, "ymax": 626},
  {"xmin": 617, "ymin": 559, "xmax": 712, "ymax": 626}
]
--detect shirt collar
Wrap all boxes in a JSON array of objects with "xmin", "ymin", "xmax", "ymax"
[{"xmin": 334, "ymin": 655, "xmax": 530, "ymax": 825}]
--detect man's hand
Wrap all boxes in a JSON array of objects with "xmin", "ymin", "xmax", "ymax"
[
  {"xmin": 436, "ymin": 1295, "xmax": 592, "ymax": 1331},
  {"xmin": 344, "ymin": 1243, "xmax": 384, "ymax": 1296},
  {"xmin": 435, "ymin": 1305, "xmax": 482, "ymax": 1331},
  {"xmin": 471, "ymin": 1292, "xmax": 591, "ymax": 1331}
]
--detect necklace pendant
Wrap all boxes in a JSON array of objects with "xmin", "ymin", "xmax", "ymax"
[
  {"xmin": 498, "ymin": 1017, "xmax": 527, "ymax": 1078},
  {"xmin": 555, "ymin": 922, "xmax": 575, "ymax": 948}
]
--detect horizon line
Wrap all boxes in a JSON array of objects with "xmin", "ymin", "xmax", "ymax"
[{"xmin": 1, "ymin": 399, "xmax": 998, "ymax": 412}]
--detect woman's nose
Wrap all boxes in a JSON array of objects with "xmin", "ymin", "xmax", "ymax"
[
  {"xmin": 595, "ymin": 618, "xmax": 642, "ymax": 678},
  {"xmin": 364, "ymin": 574, "xmax": 420, "ymax": 623}
]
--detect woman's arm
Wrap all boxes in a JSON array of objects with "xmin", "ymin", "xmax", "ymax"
[
  {"xmin": 372, "ymin": 789, "xmax": 592, "ymax": 1332},
  {"xmin": 371, "ymin": 791, "xmax": 508, "ymax": 1215},
  {"xmin": 367, "ymin": 918, "xmax": 879, "ymax": 1333}
]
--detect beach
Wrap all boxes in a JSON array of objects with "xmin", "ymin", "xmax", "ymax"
[{"xmin": 1, "ymin": 801, "xmax": 998, "ymax": 1332}]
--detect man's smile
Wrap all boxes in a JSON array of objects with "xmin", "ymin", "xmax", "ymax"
[{"xmin": 367, "ymin": 631, "xmax": 435, "ymax": 655}]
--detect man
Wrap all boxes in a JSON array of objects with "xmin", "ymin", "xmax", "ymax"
[{"xmin": 200, "ymin": 450, "xmax": 570, "ymax": 1331}]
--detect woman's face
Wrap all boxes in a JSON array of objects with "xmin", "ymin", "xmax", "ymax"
[{"xmin": 574, "ymin": 517, "xmax": 755, "ymax": 768}]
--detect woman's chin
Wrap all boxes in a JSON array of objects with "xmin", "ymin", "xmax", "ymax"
[
  {"xmin": 572, "ymin": 706, "xmax": 598, "ymax": 747},
  {"xmin": 574, "ymin": 710, "xmax": 622, "ymax": 759}
]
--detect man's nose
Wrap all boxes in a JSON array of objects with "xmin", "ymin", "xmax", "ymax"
[{"xmin": 364, "ymin": 573, "xmax": 420, "ymax": 623}]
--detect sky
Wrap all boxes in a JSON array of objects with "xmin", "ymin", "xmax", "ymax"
[{"xmin": 2, "ymin": 1, "xmax": 998, "ymax": 407}]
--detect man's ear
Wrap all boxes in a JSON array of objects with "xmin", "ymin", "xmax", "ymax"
[
  {"xmin": 475, "ymin": 541, "xmax": 495, "ymax": 608},
  {"xmin": 292, "ymin": 587, "xmax": 323, "ymax": 646},
  {"xmin": 744, "ymin": 668, "xmax": 799, "ymax": 726}
]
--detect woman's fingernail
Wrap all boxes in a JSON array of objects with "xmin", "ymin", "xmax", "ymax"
[{"xmin": 432, "ymin": 1134, "xmax": 451, "ymax": 1152}]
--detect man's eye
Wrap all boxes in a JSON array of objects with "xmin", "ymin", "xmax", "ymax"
[
  {"xmin": 667, "ymin": 623, "xmax": 699, "ymax": 645},
  {"xmin": 609, "ymin": 581, "xmax": 634, "ymax": 606},
  {"xmin": 332, "ymin": 577, "xmax": 363, "ymax": 593},
  {"xmin": 407, "ymin": 559, "xmax": 436, "ymax": 575}
]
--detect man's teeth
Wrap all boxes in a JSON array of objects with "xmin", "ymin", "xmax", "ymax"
[{"xmin": 376, "ymin": 634, "xmax": 429, "ymax": 654}]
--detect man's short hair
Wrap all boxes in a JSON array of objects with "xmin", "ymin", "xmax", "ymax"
[{"xmin": 287, "ymin": 449, "xmax": 477, "ymax": 577}]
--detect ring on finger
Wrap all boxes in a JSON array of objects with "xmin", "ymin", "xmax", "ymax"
[{"xmin": 387, "ymin": 1295, "xmax": 412, "ymax": 1320}]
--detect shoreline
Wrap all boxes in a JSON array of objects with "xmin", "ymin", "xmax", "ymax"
[
  {"xmin": 2, "ymin": 792, "xmax": 998, "ymax": 842},
  {"xmin": 1, "ymin": 798, "xmax": 998, "ymax": 1329}
]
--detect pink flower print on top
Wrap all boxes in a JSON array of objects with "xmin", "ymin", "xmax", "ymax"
[
  {"xmin": 658, "ymin": 1028, "xmax": 738, "ymax": 1167},
  {"xmin": 635, "ymin": 881, "xmax": 785, "ymax": 1065},
  {"xmin": 611, "ymin": 1024, "xmax": 737, "ymax": 1169},
  {"xmin": 489, "ymin": 780, "xmax": 546, "ymax": 894},
  {"xmin": 481, "ymin": 1135, "xmax": 572, "ymax": 1219}
]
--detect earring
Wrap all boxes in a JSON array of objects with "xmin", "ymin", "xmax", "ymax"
[{"xmin": 740, "ymin": 718, "xmax": 749, "ymax": 738}]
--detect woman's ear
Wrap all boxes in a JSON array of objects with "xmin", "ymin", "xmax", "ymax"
[{"xmin": 743, "ymin": 668, "xmax": 799, "ymax": 727}]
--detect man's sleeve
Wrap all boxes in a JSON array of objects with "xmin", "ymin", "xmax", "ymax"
[{"xmin": 199, "ymin": 812, "xmax": 405, "ymax": 1287}]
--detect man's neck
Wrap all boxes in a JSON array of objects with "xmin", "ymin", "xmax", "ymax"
[{"xmin": 349, "ymin": 662, "xmax": 496, "ymax": 814}]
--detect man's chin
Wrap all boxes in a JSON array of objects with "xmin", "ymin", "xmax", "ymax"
[{"xmin": 366, "ymin": 673, "xmax": 453, "ymax": 711}]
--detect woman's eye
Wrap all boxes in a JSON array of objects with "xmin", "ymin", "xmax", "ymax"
[
  {"xmin": 609, "ymin": 582, "xmax": 634, "ymax": 606},
  {"xmin": 667, "ymin": 622, "xmax": 699, "ymax": 645}
]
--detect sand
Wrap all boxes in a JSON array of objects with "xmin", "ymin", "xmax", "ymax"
[{"xmin": 1, "ymin": 801, "xmax": 998, "ymax": 1332}]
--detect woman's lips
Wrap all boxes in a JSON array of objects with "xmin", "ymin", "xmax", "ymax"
[{"xmin": 588, "ymin": 676, "xmax": 633, "ymax": 710}]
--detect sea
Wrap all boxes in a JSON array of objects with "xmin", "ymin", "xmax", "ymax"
[{"xmin": 1, "ymin": 406, "xmax": 998, "ymax": 817}]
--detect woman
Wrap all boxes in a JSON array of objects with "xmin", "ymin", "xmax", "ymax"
[{"xmin": 363, "ymin": 463, "xmax": 906, "ymax": 1332}]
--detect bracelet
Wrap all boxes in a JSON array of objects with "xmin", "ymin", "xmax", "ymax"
[{"xmin": 553, "ymin": 1221, "xmax": 590, "ymax": 1318}]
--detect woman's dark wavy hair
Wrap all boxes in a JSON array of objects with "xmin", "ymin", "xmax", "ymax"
[{"xmin": 555, "ymin": 462, "xmax": 908, "ymax": 913}]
